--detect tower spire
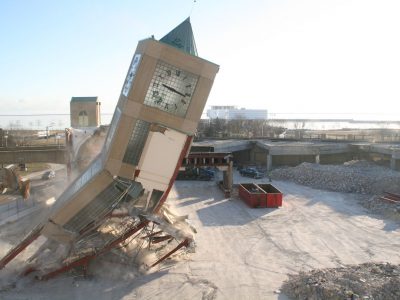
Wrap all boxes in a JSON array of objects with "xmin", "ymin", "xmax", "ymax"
[{"xmin": 160, "ymin": 18, "xmax": 198, "ymax": 56}]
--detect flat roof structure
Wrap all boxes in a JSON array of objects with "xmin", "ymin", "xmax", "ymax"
[{"xmin": 70, "ymin": 97, "xmax": 99, "ymax": 103}]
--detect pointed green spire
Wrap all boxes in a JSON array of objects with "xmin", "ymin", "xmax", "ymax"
[{"xmin": 160, "ymin": 17, "xmax": 198, "ymax": 56}]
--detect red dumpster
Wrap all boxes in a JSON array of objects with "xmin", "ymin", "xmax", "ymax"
[
  {"xmin": 238, "ymin": 183, "xmax": 283, "ymax": 208},
  {"xmin": 238, "ymin": 183, "xmax": 266, "ymax": 208},
  {"xmin": 256, "ymin": 184, "xmax": 283, "ymax": 207}
]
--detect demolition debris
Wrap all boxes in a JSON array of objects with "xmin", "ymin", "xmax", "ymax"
[
  {"xmin": 271, "ymin": 160, "xmax": 400, "ymax": 220},
  {"xmin": 281, "ymin": 262, "xmax": 400, "ymax": 300},
  {"xmin": 271, "ymin": 160, "xmax": 400, "ymax": 195}
]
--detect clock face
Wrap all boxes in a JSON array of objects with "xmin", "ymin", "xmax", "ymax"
[{"xmin": 143, "ymin": 60, "xmax": 199, "ymax": 117}]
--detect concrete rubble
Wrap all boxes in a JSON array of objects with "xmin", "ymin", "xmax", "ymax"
[
  {"xmin": 281, "ymin": 262, "xmax": 400, "ymax": 300},
  {"xmin": 363, "ymin": 197, "xmax": 400, "ymax": 222},
  {"xmin": 271, "ymin": 160, "xmax": 400, "ymax": 195},
  {"xmin": 271, "ymin": 160, "xmax": 400, "ymax": 220},
  {"xmin": 273, "ymin": 160, "xmax": 400, "ymax": 299}
]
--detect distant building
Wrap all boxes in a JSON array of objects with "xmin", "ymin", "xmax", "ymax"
[
  {"xmin": 70, "ymin": 97, "xmax": 101, "ymax": 128},
  {"xmin": 206, "ymin": 106, "xmax": 268, "ymax": 120}
]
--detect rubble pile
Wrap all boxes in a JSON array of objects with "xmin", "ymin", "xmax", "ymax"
[
  {"xmin": 271, "ymin": 160, "xmax": 400, "ymax": 195},
  {"xmin": 282, "ymin": 263, "xmax": 400, "ymax": 300},
  {"xmin": 281, "ymin": 262, "xmax": 400, "ymax": 300},
  {"xmin": 363, "ymin": 196, "xmax": 400, "ymax": 221}
]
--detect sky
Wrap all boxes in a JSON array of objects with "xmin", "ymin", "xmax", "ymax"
[{"xmin": 1, "ymin": 0, "xmax": 400, "ymax": 121}]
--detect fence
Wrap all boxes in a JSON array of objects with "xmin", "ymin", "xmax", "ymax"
[{"xmin": 0, "ymin": 195, "xmax": 37, "ymax": 224}]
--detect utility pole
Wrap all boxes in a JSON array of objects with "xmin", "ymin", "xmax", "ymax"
[{"xmin": 4, "ymin": 132, "xmax": 8, "ymax": 148}]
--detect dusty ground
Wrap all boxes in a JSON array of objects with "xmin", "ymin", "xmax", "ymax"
[{"xmin": 0, "ymin": 176, "xmax": 399, "ymax": 299}]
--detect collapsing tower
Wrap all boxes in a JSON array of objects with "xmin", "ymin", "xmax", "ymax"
[{"xmin": 0, "ymin": 18, "xmax": 219, "ymax": 278}]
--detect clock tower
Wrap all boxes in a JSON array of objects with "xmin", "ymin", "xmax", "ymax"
[
  {"xmin": 0, "ymin": 18, "xmax": 220, "ymax": 274},
  {"xmin": 39, "ymin": 18, "xmax": 219, "ymax": 241}
]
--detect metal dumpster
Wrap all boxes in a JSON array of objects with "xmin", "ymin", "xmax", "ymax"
[
  {"xmin": 257, "ymin": 184, "xmax": 283, "ymax": 208},
  {"xmin": 238, "ymin": 183, "xmax": 266, "ymax": 208},
  {"xmin": 238, "ymin": 183, "xmax": 283, "ymax": 208}
]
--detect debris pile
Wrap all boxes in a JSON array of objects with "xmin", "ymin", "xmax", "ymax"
[
  {"xmin": 362, "ymin": 195, "xmax": 400, "ymax": 222},
  {"xmin": 0, "ymin": 203, "xmax": 195, "ymax": 285},
  {"xmin": 281, "ymin": 262, "xmax": 400, "ymax": 300},
  {"xmin": 271, "ymin": 160, "xmax": 400, "ymax": 195}
]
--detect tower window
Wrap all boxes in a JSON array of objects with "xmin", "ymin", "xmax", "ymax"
[{"xmin": 78, "ymin": 110, "xmax": 89, "ymax": 127}]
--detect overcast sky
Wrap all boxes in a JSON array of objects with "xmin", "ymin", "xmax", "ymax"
[{"xmin": 1, "ymin": 0, "xmax": 399, "ymax": 120}]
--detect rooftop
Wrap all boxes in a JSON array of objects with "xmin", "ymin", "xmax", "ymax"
[{"xmin": 70, "ymin": 96, "xmax": 99, "ymax": 103}]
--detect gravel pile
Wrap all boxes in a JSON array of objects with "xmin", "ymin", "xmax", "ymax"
[
  {"xmin": 271, "ymin": 160, "xmax": 400, "ymax": 195},
  {"xmin": 281, "ymin": 262, "xmax": 400, "ymax": 300}
]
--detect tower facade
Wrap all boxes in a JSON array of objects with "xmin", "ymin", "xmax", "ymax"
[{"xmin": 70, "ymin": 96, "xmax": 101, "ymax": 128}]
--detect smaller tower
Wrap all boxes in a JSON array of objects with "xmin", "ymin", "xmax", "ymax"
[{"xmin": 70, "ymin": 96, "xmax": 101, "ymax": 128}]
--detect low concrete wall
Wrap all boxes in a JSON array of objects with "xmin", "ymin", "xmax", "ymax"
[
  {"xmin": 221, "ymin": 140, "xmax": 400, "ymax": 171},
  {"xmin": 0, "ymin": 147, "xmax": 66, "ymax": 164},
  {"xmin": 232, "ymin": 149, "xmax": 251, "ymax": 165},
  {"xmin": 272, "ymin": 154, "xmax": 316, "ymax": 167},
  {"xmin": 319, "ymin": 153, "xmax": 354, "ymax": 165}
]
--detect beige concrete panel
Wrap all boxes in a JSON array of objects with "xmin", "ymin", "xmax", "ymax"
[
  {"xmin": 138, "ymin": 39, "xmax": 162, "ymax": 59},
  {"xmin": 127, "ymin": 55, "xmax": 157, "ymax": 104},
  {"xmin": 117, "ymin": 40, "xmax": 151, "ymax": 102},
  {"xmin": 135, "ymin": 39, "xmax": 150, "ymax": 54},
  {"xmin": 181, "ymin": 119, "xmax": 197, "ymax": 134},
  {"xmin": 186, "ymin": 77, "xmax": 215, "ymax": 122},
  {"xmin": 137, "ymin": 172, "xmax": 169, "ymax": 189},
  {"xmin": 123, "ymin": 100, "xmax": 143, "ymax": 118},
  {"xmin": 200, "ymin": 62, "xmax": 220, "ymax": 80},
  {"xmin": 185, "ymin": 138, "xmax": 194, "ymax": 158},
  {"xmin": 50, "ymin": 171, "xmax": 113, "ymax": 225},
  {"xmin": 119, "ymin": 163, "xmax": 136, "ymax": 180},
  {"xmin": 105, "ymin": 158, "xmax": 122, "ymax": 176},
  {"xmin": 136, "ymin": 129, "xmax": 186, "ymax": 191},
  {"xmin": 149, "ymin": 40, "xmax": 219, "ymax": 79},
  {"xmin": 138, "ymin": 39, "xmax": 219, "ymax": 79},
  {"xmin": 160, "ymin": 49, "xmax": 203, "ymax": 75},
  {"xmin": 138, "ymin": 106, "xmax": 184, "ymax": 130},
  {"xmin": 144, "ymin": 40, "xmax": 201, "ymax": 71},
  {"xmin": 108, "ymin": 115, "xmax": 135, "ymax": 161},
  {"xmin": 133, "ymin": 106, "xmax": 195, "ymax": 134},
  {"xmin": 42, "ymin": 221, "xmax": 77, "ymax": 244},
  {"xmin": 136, "ymin": 178, "xmax": 168, "ymax": 192},
  {"xmin": 138, "ymin": 131, "xmax": 155, "ymax": 170}
]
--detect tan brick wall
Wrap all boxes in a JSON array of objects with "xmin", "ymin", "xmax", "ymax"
[{"xmin": 70, "ymin": 101, "xmax": 101, "ymax": 127}]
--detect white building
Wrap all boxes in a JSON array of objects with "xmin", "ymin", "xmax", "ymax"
[{"xmin": 206, "ymin": 106, "xmax": 268, "ymax": 120}]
